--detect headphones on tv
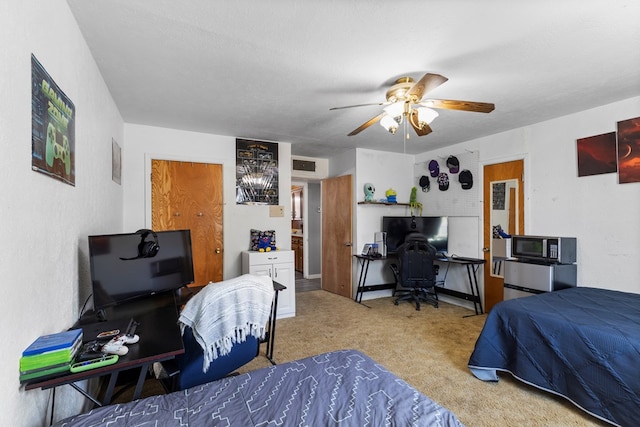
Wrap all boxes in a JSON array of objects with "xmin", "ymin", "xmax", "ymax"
[{"xmin": 120, "ymin": 229, "xmax": 159, "ymax": 260}]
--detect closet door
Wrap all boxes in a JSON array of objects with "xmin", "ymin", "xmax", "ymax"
[{"xmin": 151, "ymin": 160, "xmax": 224, "ymax": 286}]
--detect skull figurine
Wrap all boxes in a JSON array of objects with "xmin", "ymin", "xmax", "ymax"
[{"xmin": 363, "ymin": 183, "xmax": 375, "ymax": 202}]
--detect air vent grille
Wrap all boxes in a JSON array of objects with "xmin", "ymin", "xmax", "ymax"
[{"xmin": 292, "ymin": 159, "xmax": 316, "ymax": 172}]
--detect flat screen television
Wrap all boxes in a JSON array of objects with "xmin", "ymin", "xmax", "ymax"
[
  {"xmin": 88, "ymin": 229, "xmax": 195, "ymax": 315},
  {"xmin": 382, "ymin": 216, "xmax": 449, "ymax": 255}
]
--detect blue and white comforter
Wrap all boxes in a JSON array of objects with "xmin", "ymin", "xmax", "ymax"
[
  {"xmin": 56, "ymin": 349, "xmax": 464, "ymax": 426},
  {"xmin": 468, "ymin": 287, "xmax": 640, "ymax": 427}
]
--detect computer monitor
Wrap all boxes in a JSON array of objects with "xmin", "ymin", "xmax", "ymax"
[
  {"xmin": 88, "ymin": 229, "xmax": 194, "ymax": 315},
  {"xmin": 382, "ymin": 216, "xmax": 448, "ymax": 255}
]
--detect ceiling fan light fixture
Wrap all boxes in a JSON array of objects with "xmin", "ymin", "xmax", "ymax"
[
  {"xmin": 416, "ymin": 107, "xmax": 439, "ymax": 125},
  {"xmin": 380, "ymin": 115, "xmax": 399, "ymax": 134},
  {"xmin": 332, "ymin": 72, "xmax": 494, "ymax": 138},
  {"xmin": 383, "ymin": 102, "xmax": 404, "ymax": 124}
]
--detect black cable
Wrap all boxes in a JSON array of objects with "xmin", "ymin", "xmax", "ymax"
[{"xmin": 78, "ymin": 294, "xmax": 92, "ymax": 322}]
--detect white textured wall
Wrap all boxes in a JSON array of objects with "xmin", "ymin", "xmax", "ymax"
[
  {"xmin": 122, "ymin": 124, "xmax": 292, "ymax": 279},
  {"xmin": 353, "ymin": 149, "xmax": 416, "ymax": 299},
  {"xmin": 1, "ymin": 1, "xmax": 123, "ymax": 424},
  {"xmin": 416, "ymin": 96, "xmax": 640, "ymax": 294}
]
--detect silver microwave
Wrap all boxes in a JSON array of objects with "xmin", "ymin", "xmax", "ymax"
[{"xmin": 510, "ymin": 235, "xmax": 576, "ymax": 264}]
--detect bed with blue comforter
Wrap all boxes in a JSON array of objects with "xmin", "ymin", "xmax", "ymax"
[
  {"xmin": 55, "ymin": 349, "xmax": 464, "ymax": 426},
  {"xmin": 468, "ymin": 287, "xmax": 640, "ymax": 427}
]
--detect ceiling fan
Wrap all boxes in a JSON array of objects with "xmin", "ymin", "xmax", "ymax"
[{"xmin": 330, "ymin": 73, "xmax": 495, "ymax": 137}]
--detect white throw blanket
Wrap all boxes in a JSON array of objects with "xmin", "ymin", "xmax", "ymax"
[{"xmin": 178, "ymin": 274, "xmax": 274, "ymax": 372}]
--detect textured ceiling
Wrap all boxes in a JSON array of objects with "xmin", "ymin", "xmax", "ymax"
[{"xmin": 66, "ymin": 0, "xmax": 640, "ymax": 158}]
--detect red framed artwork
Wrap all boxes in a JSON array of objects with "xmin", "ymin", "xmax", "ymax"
[
  {"xmin": 617, "ymin": 116, "xmax": 640, "ymax": 184},
  {"xmin": 576, "ymin": 132, "xmax": 617, "ymax": 177}
]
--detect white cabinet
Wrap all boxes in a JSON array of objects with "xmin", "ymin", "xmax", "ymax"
[{"xmin": 242, "ymin": 250, "xmax": 295, "ymax": 319}]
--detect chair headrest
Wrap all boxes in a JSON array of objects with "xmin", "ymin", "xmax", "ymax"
[{"xmin": 404, "ymin": 232, "xmax": 428, "ymax": 243}]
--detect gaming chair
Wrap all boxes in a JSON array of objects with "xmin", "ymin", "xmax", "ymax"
[{"xmin": 390, "ymin": 232, "xmax": 440, "ymax": 311}]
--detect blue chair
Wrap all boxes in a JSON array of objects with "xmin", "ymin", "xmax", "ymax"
[
  {"xmin": 157, "ymin": 275, "xmax": 275, "ymax": 392},
  {"xmin": 160, "ymin": 325, "xmax": 260, "ymax": 391}
]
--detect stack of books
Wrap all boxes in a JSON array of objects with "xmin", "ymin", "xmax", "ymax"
[{"xmin": 19, "ymin": 328, "xmax": 83, "ymax": 383}]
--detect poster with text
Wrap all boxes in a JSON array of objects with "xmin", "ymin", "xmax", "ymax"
[
  {"xmin": 31, "ymin": 54, "xmax": 76, "ymax": 186},
  {"xmin": 235, "ymin": 139, "xmax": 279, "ymax": 205}
]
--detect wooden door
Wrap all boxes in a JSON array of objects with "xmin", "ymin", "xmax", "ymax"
[
  {"xmin": 321, "ymin": 174, "xmax": 353, "ymax": 298},
  {"xmin": 151, "ymin": 160, "xmax": 223, "ymax": 286},
  {"xmin": 483, "ymin": 160, "xmax": 524, "ymax": 311}
]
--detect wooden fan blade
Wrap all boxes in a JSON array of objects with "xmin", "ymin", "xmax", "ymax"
[
  {"xmin": 407, "ymin": 73, "xmax": 448, "ymax": 101},
  {"xmin": 348, "ymin": 113, "xmax": 384, "ymax": 136},
  {"xmin": 421, "ymin": 99, "xmax": 495, "ymax": 113},
  {"xmin": 329, "ymin": 102, "xmax": 386, "ymax": 111},
  {"xmin": 409, "ymin": 110, "xmax": 433, "ymax": 136}
]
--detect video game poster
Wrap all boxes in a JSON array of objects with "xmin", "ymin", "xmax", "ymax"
[
  {"xmin": 236, "ymin": 139, "xmax": 279, "ymax": 205},
  {"xmin": 31, "ymin": 54, "xmax": 76, "ymax": 186}
]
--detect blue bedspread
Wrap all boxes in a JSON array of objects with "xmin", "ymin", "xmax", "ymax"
[
  {"xmin": 56, "ymin": 349, "xmax": 464, "ymax": 426},
  {"xmin": 468, "ymin": 287, "xmax": 640, "ymax": 427}
]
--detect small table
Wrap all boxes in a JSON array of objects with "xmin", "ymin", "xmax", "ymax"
[{"xmin": 24, "ymin": 292, "xmax": 184, "ymax": 407}]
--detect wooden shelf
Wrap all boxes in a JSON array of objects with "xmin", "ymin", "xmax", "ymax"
[{"xmin": 358, "ymin": 201, "xmax": 410, "ymax": 206}]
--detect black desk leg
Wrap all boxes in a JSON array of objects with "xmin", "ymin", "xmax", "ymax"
[
  {"xmin": 132, "ymin": 365, "xmax": 149, "ymax": 400},
  {"xmin": 102, "ymin": 372, "xmax": 119, "ymax": 405},
  {"xmin": 464, "ymin": 265, "xmax": 484, "ymax": 315},
  {"xmin": 266, "ymin": 291, "xmax": 279, "ymax": 365},
  {"xmin": 356, "ymin": 258, "xmax": 371, "ymax": 303},
  {"xmin": 68, "ymin": 383, "xmax": 103, "ymax": 407}
]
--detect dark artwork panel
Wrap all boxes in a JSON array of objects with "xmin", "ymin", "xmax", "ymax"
[
  {"xmin": 235, "ymin": 139, "xmax": 279, "ymax": 205},
  {"xmin": 31, "ymin": 54, "xmax": 76, "ymax": 186},
  {"xmin": 617, "ymin": 116, "xmax": 640, "ymax": 184},
  {"xmin": 492, "ymin": 182, "xmax": 505, "ymax": 210},
  {"xmin": 576, "ymin": 132, "xmax": 617, "ymax": 177}
]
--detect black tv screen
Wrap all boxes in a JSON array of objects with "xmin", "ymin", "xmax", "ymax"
[
  {"xmin": 382, "ymin": 216, "xmax": 448, "ymax": 254},
  {"xmin": 89, "ymin": 229, "xmax": 194, "ymax": 312}
]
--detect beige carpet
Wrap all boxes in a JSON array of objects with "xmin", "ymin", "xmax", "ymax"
[{"xmin": 238, "ymin": 290, "xmax": 609, "ymax": 427}]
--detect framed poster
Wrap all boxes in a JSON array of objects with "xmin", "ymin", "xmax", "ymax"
[
  {"xmin": 617, "ymin": 116, "xmax": 640, "ymax": 184},
  {"xmin": 235, "ymin": 139, "xmax": 279, "ymax": 205},
  {"xmin": 576, "ymin": 132, "xmax": 617, "ymax": 177},
  {"xmin": 492, "ymin": 182, "xmax": 505, "ymax": 210},
  {"xmin": 31, "ymin": 54, "xmax": 76, "ymax": 186}
]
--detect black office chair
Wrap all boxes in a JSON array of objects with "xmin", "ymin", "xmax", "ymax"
[{"xmin": 390, "ymin": 233, "xmax": 439, "ymax": 311}]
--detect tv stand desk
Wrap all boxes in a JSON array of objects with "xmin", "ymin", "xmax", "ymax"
[
  {"xmin": 24, "ymin": 292, "xmax": 184, "ymax": 407},
  {"xmin": 354, "ymin": 254, "xmax": 485, "ymax": 315}
]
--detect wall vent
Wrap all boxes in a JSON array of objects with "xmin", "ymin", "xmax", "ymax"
[{"xmin": 292, "ymin": 159, "xmax": 316, "ymax": 172}]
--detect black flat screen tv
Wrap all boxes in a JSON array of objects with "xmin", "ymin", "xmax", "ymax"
[
  {"xmin": 382, "ymin": 216, "xmax": 449, "ymax": 255},
  {"xmin": 88, "ymin": 229, "xmax": 195, "ymax": 313}
]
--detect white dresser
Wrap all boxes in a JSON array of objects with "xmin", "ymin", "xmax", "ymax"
[{"xmin": 242, "ymin": 250, "xmax": 296, "ymax": 319}]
